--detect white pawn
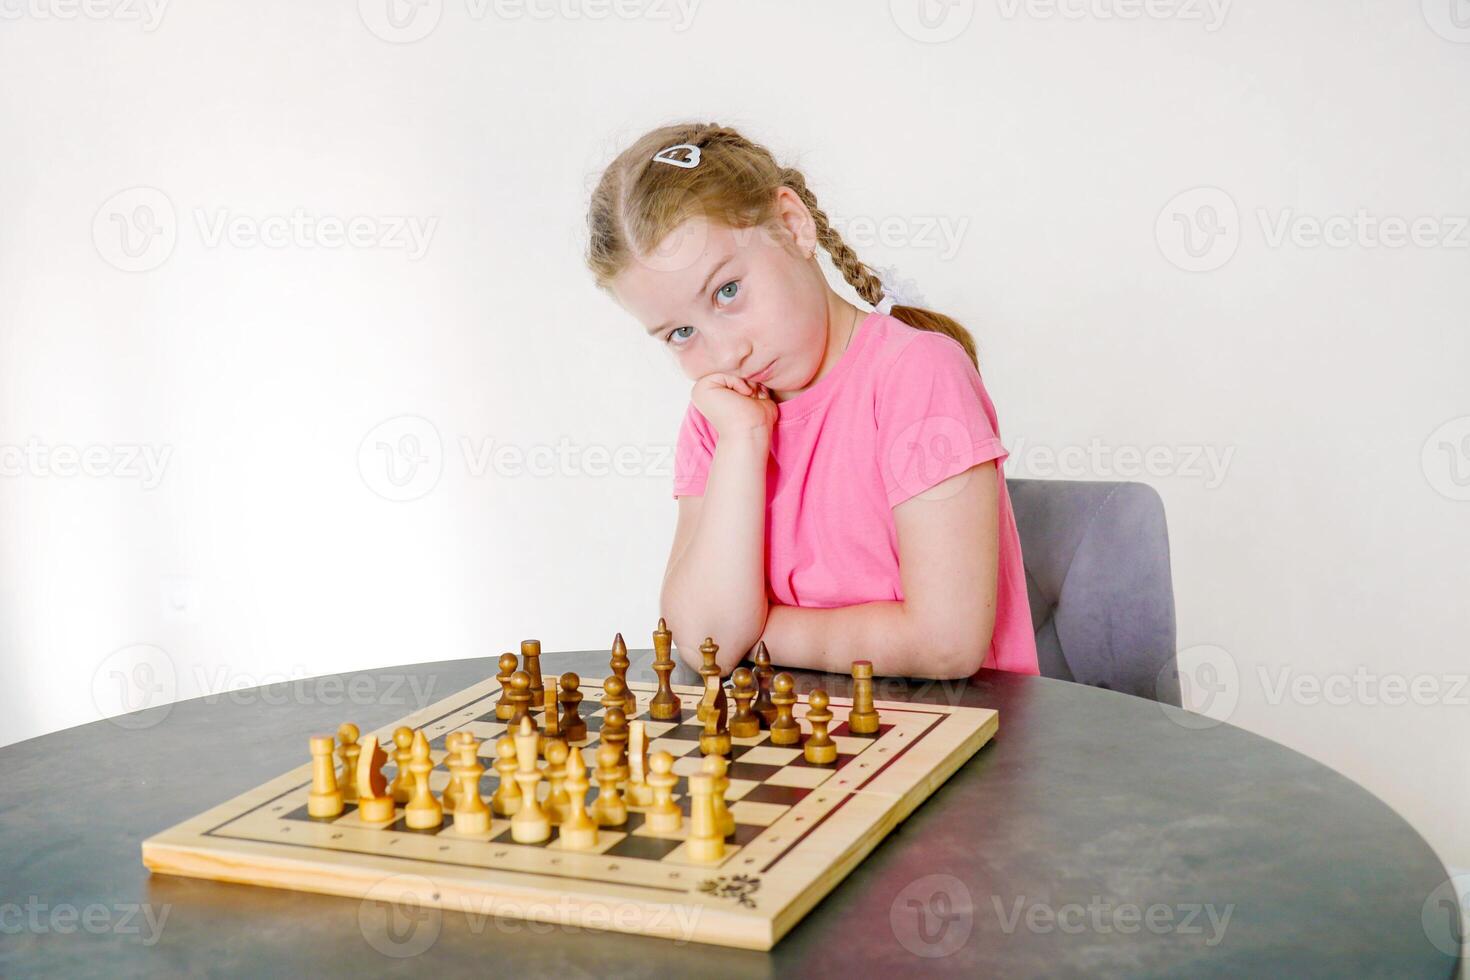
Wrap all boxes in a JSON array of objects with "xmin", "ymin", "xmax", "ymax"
[
  {"xmin": 645, "ymin": 750, "xmax": 680, "ymax": 834},
  {"xmin": 591, "ymin": 741, "xmax": 627, "ymax": 827},
  {"xmin": 558, "ymin": 745, "xmax": 598, "ymax": 851}
]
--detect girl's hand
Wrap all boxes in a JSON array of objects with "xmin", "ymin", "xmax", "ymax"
[{"xmin": 691, "ymin": 372, "xmax": 778, "ymax": 440}]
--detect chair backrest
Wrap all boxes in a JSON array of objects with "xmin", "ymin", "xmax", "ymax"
[{"xmin": 1007, "ymin": 478, "xmax": 1181, "ymax": 705}]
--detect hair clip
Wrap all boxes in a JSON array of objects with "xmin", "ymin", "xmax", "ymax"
[{"xmin": 651, "ymin": 143, "xmax": 701, "ymax": 169}]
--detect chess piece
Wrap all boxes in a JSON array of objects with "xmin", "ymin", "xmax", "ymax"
[
  {"xmin": 494, "ymin": 652, "xmax": 518, "ymax": 720},
  {"xmin": 696, "ymin": 638, "xmax": 728, "ymax": 725},
  {"xmin": 404, "ymin": 730, "xmax": 442, "ymax": 829},
  {"xmin": 770, "ymin": 672, "xmax": 800, "ymax": 746},
  {"xmin": 558, "ymin": 672, "xmax": 586, "ymax": 742},
  {"xmin": 646, "ymin": 750, "xmax": 681, "ymax": 833},
  {"xmin": 544, "ymin": 739, "xmax": 570, "ymax": 824},
  {"xmin": 307, "ymin": 734, "xmax": 344, "ymax": 818},
  {"xmin": 686, "ymin": 772, "xmax": 724, "ymax": 862},
  {"xmin": 493, "ymin": 655, "xmax": 517, "ymax": 725},
  {"xmin": 648, "ymin": 618, "xmax": 681, "ymax": 721},
  {"xmin": 610, "ymin": 632, "xmax": 636, "ymax": 715},
  {"xmin": 702, "ymin": 754, "xmax": 735, "ymax": 838},
  {"xmin": 542, "ymin": 686, "xmax": 560, "ymax": 738},
  {"xmin": 848, "ymin": 660, "xmax": 881, "ymax": 734},
  {"xmin": 490, "ymin": 734, "xmax": 521, "ymax": 816},
  {"xmin": 601, "ymin": 706, "xmax": 629, "ymax": 768},
  {"xmin": 506, "ymin": 670, "xmax": 534, "ymax": 730},
  {"xmin": 752, "ymin": 641, "xmax": 776, "ymax": 726},
  {"xmin": 729, "ymin": 667, "xmax": 761, "ymax": 738},
  {"xmin": 510, "ymin": 717, "xmax": 549, "ymax": 843},
  {"xmin": 625, "ymin": 720, "xmax": 654, "ymax": 808},
  {"xmin": 699, "ymin": 675, "xmax": 731, "ymax": 757},
  {"xmin": 591, "ymin": 741, "xmax": 627, "ymax": 827},
  {"xmin": 442, "ymin": 731, "xmax": 465, "ymax": 812},
  {"xmin": 389, "ymin": 726, "xmax": 415, "ymax": 804},
  {"xmin": 336, "ymin": 723, "xmax": 361, "ymax": 803},
  {"xmin": 559, "ymin": 746, "xmax": 598, "ymax": 850},
  {"xmin": 451, "ymin": 735, "xmax": 490, "ymax": 834},
  {"xmin": 520, "ymin": 639, "xmax": 545, "ymax": 705},
  {"xmin": 803, "ymin": 689, "xmax": 837, "ymax": 764},
  {"xmin": 355, "ymin": 734, "xmax": 395, "ymax": 825}
]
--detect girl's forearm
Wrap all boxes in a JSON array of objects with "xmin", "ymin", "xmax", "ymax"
[
  {"xmin": 661, "ymin": 429, "xmax": 770, "ymax": 674},
  {"xmin": 759, "ymin": 601, "xmax": 988, "ymax": 679}
]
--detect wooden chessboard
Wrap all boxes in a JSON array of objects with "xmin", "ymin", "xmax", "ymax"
[{"xmin": 142, "ymin": 675, "xmax": 998, "ymax": 950}]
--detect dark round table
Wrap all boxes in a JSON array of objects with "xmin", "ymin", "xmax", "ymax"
[{"xmin": 0, "ymin": 650, "xmax": 1458, "ymax": 977}]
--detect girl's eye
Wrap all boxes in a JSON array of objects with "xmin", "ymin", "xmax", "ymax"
[
  {"xmin": 667, "ymin": 325, "xmax": 695, "ymax": 346},
  {"xmin": 715, "ymin": 280, "xmax": 740, "ymax": 305}
]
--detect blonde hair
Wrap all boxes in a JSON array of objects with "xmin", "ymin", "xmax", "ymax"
[{"xmin": 585, "ymin": 122, "xmax": 980, "ymax": 369}]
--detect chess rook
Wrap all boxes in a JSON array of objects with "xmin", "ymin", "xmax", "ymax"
[
  {"xmin": 848, "ymin": 660, "xmax": 881, "ymax": 734},
  {"xmin": 520, "ymin": 639, "xmax": 545, "ymax": 704}
]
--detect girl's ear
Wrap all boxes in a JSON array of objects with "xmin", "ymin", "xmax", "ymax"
[{"xmin": 771, "ymin": 185, "xmax": 817, "ymax": 257}]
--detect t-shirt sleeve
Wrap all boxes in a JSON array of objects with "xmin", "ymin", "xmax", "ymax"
[
  {"xmin": 876, "ymin": 333, "xmax": 1009, "ymax": 509},
  {"xmin": 672, "ymin": 400, "xmax": 717, "ymax": 498}
]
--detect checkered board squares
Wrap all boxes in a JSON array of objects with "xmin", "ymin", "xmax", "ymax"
[{"xmin": 143, "ymin": 673, "xmax": 998, "ymax": 950}]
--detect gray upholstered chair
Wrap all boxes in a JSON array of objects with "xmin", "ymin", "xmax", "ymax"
[{"xmin": 1007, "ymin": 478, "xmax": 1181, "ymax": 706}]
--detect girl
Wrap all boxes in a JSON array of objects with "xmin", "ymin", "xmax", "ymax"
[{"xmin": 585, "ymin": 123, "xmax": 1039, "ymax": 681}]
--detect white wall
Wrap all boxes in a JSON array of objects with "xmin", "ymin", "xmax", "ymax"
[{"xmin": 1, "ymin": 0, "xmax": 1465, "ymax": 885}]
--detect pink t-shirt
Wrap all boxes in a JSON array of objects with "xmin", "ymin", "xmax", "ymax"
[{"xmin": 672, "ymin": 311, "xmax": 1039, "ymax": 676}]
